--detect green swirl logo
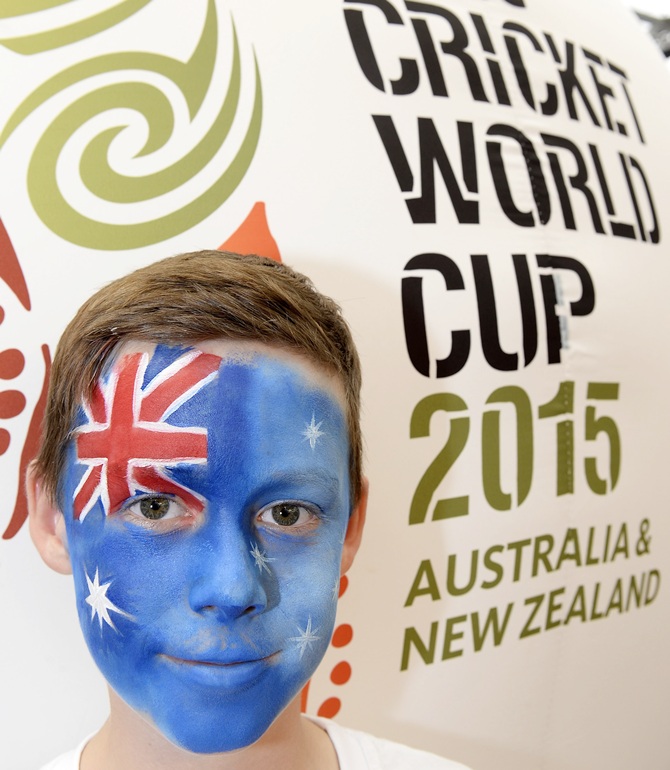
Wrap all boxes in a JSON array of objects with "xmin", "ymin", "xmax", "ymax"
[
  {"xmin": 0, "ymin": 0, "xmax": 262, "ymax": 250},
  {"xmin": 0, "ymin": 0, "xmax": 154, "ymax": 54}
]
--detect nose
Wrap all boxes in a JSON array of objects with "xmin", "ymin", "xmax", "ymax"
[{"xmin": 188, "ymin": 531, "xmax": 271, "ymax": 622}]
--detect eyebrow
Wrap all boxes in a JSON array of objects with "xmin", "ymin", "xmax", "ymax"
[{"xmin": 260, "ymin": 470, "xmax": 344, "ymax": 499}]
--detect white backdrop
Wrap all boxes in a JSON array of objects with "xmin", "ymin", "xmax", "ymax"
[{"xmin": 0, "ymin": 1, "xmax": 668, "ymax": 768}]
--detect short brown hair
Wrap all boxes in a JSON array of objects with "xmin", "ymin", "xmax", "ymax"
[{"xmin": 35, "ymin": 250, "xmax": 363, "ymax": 506}]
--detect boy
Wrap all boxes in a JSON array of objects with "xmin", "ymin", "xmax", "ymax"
[{"xmin": 28, "ymin": 250, "xmax": 470, "ymax": 769}]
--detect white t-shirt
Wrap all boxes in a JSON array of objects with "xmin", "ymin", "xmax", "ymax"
[
  {"xmin": 39, "ymin": 717, "xmax": 471, "ymax": 769},
  {"xmin": 312, "ymin": 717, "xmax": 471, "ymax": 769}
]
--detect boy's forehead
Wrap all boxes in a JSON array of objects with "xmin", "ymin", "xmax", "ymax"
[
  {"xmin": 108, "ymin": 338, "xmax": 346, "ymax": 407},
  {"xmin": 68, "ymin": 339, "xmax": 350, "ymax": 519}
]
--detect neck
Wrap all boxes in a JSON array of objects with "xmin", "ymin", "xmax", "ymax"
[{"xmin": 80, "ymin": 690, "xmax": 338, "ymax": 770}]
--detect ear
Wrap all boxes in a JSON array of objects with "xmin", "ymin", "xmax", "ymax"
[
  {"xmin": 27, "ymin": 463, "xmax": 72, "ymax": 575},
  {"xmin": 340, "ymin": 477, "xmax": 368, "ymax": 574}
]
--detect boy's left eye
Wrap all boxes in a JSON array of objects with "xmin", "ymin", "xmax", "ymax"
[{"xmin": 257, "ymin": 502, "xmax": 316, "ymax": 528}]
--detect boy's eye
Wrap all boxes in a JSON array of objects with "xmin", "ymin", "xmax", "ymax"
[
  {"xmin": 257, "ymin": 502, "xmax": 316, "ymax": 529},
  {"xmin": 123, "ymin": 495, "xmax": 185, "ymax": 523},
  {"xmin": 139, "ymin": 497, "xmax": 173, "ymax": 520}
]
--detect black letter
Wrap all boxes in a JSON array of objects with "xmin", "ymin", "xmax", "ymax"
[
  {"xmin": 545, "ymin": 35, "xmax": 601, "ymax": 126},
  {"xmin": 344, "ymin": 0, "xmax": 419, "ymax": 94},
  {"xmin": 486, "ymin": 124, "xmax": 550, "ymax": 227},
  {"xmin": 472, "ymin": 254, "xmax": 518, "ymax": 371},
  {"xmin": 407, "ymin": 1, "xmax": 488, "ymax": 101},
  {"xmin": 513, "ymin": 254, "xmax": 538, "ymax": 367},
  {"xmin": 589, "ymin": 144, "xmax": 636, "ymax": 239},
  {"xmin": 542, "ymin": 133, "xmax": 605, "ymax": 234},
  {"xmin": 537, "ymin": 254, "xmax": 595, "ymax": 364},
  {"xmin": 503, "ymin": 22, "xmax": 558, "ymax": 115},
  {"xmin": 373, "ymin": 116, "xmax": 479, "ymax": 224},
  {"xmin": 402, "ymin": 253, "xmax": 471, "ymax": 377},
  {"xmin": 621, "ymin": 154, "xmax": 660, "ymax": 244}
]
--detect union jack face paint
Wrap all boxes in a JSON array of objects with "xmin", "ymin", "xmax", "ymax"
[
  {"xmin": 73, "ymin": 349, "xmax": 220, "ymax": 520},
  {"xmin": 61, "ymin": 342, "xmax": 352, "ymax": 754}
]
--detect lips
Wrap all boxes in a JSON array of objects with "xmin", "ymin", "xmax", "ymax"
[
  {"xmin": 161, "ymin": 651, "xmax": 279, "ymax": 667},
  {"xmin": 158, "ymin": 651, "xmax": 280, "ymax": 690}
]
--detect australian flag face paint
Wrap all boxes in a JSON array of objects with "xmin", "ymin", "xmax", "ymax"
[{"xmin": 60, "ymin": 342, "xmax": 352, "ymax": 753}]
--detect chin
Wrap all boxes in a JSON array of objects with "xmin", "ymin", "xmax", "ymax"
[
  {"xmin": 119, "ymin": 665, "xmax": 308, "ymax": 755},
  {"xmin": 153, "ymin": 696, "xmax": 293, "ymax": 754}
]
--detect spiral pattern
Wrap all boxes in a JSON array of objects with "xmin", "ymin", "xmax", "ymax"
[
  {"xmin": 0, "ymin": 0, "xmax": 153, "ymax": 55},
  {"xmin": 0, "ymin": 0, "xmax": 262, "ymax": 249}
]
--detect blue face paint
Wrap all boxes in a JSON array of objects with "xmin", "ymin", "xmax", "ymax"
[{"xmin": 61, "ymin": 343, "xmax": 351, "ymax": 753}]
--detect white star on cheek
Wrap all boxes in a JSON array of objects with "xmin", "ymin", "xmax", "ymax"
[
  {"xmin": 84, "ymin": 568, "xmax": 133, "ymax": 632},
  {"xmin": 289, "ymin": 616, "xmax": 321, "ymax": 659},
  {"xmin": 250, "ymin": 541, "xmax": 275, "ymax": 574},
  {"xmin": 302, "ymin": 413, "xmax": 325, "ymax": 450}
]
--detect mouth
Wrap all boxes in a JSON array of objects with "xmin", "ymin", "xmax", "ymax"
[
  {"xmin": 157, "ymin": 650, "xmax": 280, "ymax": 690},
  {"xmin": 160, "ymin": 651, "xmax": 279, "ymax": 668}
]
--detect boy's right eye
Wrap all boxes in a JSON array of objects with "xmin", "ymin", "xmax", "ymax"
[
  {"xmin": 137, "ymin": 497, "xmax": 175, "ymax": 520},
  {"xmin": 119, "ymin": 495, "xmax": 193, "ymax": 530}
]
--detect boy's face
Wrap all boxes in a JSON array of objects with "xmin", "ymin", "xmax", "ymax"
[{"xmin": 58, "ymin": 341, "xmax": 354, "ymax": 753}]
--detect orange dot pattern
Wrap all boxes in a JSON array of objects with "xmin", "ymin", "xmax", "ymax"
[
  {"xmin": 317, "ymin": 697, "xmax": 342, "ymax": 719},
  {"xmin": 2, "ymin": 344, "xmax": 51, "ymax": 540},
  {"xmin": 330, "ymin": 661, "xmax": 352, "ymax": 685},
  {"xmin": 0, "ymin": 315, "xmax": 26, "ymax": 456},
  {"xmin": 0, "ymin": 349, "xmax": 25, "ymax": 379},
  {"xmin": 0, "ymin": 429, "xmax": 10, "ymax": 455},
  {"xmin": 332, "ymin": 623, "xmax": 353, "ymax": 648},
  {"xmin": 0, "ymin": 220, "xmax": 53, "ymax": 540}
]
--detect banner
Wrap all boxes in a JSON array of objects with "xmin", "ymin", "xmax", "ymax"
[{"xmin": 0, "ymin": 2, "xmax": 668, "ymax": 768}]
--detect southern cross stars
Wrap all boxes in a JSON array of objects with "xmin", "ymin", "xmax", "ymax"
[
  {"xmin": 302, "ymin": 413, "xmax": 325, "ymax": 450},
  {"xmin": 85, "ymin": 568, "xmax": 133, "ymax": 632},
  {"xmin": 250, "ymin": 541, "xmax": 275, "ymax": 574},
  {"xmin": 289, "ymin": 616, "xmax": 321, "ymax": 659}
]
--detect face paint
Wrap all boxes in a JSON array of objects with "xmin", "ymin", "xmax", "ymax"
[
  {"xmin": 61, "ymin": 343, "xmax": 351, "ymax": 753},
  {"xmin": 73, "ymin": 348, "xmax": 221, "ymax": 520}
]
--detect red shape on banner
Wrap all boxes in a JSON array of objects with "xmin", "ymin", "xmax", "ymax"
[
  {"xmin": 330, "ymin": 661, "xmax": 352, "ymax": 685},
  {"xmin": 317, "ymin": 697, "xmax": 341, "ymax": 719},
  {"xmin": 0, "ymin": 390, "xmax": 26, "ymax": 418},
  {"xmin": 339, "ymin": 574, "xmax": 349, "ymax": 598},
  {"xmin": 0, "ymin": 219, "xmax": 31, "ymax": 310},
  {"xmin": 332, "ymin": 623, "xmax": 353, "ymax": 648},
  {"xmin": 218, "ymin": 202, "xmax": 281, "ymax": 262},
  {"xmin": 0, "ymin": 348, "xmax": 25, "ymax": 379},
  {"xmin": 2, "ymin": 345, "xmax": 51, "ymax": 540}
]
